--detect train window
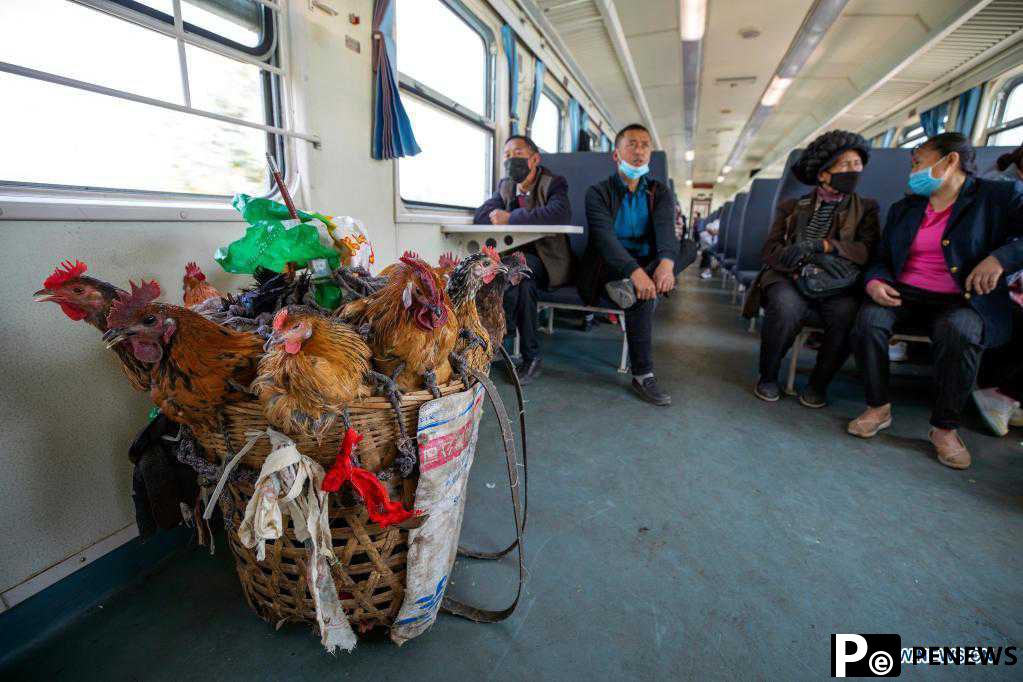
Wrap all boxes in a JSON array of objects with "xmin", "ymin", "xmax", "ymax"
[
  {"xmin": 395, "ymin": 0, "xmax": 494, "ymax": 210},
  {"xmin": 986, "ymin": 78, "xmax": 1023, "ymax": 146},
  {"xmin": 899, "ymin": 125, "xmax": 927, "ymax": 149},
  {"xmin": 0, "ymin": 0, "xmax": 282, "ymax": 197},
  {"xmin": 532, "ymin": 89, "xmax": 563, "ymax": 153}
]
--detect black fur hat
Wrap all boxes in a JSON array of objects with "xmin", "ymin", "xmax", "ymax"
[{"xmin": 793, "ymin": 130, "xmax": 870, "ymax": 185}]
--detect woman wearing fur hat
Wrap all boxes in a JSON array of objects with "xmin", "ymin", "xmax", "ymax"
[{"xmin": 742, "ymin": 130, "xmax": 880, "ymax": 406}]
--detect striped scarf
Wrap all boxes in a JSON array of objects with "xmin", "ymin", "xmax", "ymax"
[{"xmin": 800, "ymin": 200, "xmax": 838, "ymax": 242}]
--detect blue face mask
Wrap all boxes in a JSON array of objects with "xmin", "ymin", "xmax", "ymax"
[
  {"xmin": 618, "ymin": 159, "xmax": 649, "ymax": 180},
  {"xmin": 907, "ymin": 155, "xmax": 947, "ymax": 196}
]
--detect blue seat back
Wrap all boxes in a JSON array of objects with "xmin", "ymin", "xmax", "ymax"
[
  {"xmin": 715, "ymin": 202, "xmax": 733, "ymax": 254},
  {"xmin": 724, "ymin": 192, "xmax": 748, "ymax": 260},
  {"xmin": 540, "ymin": 151, "xmax": 669, "ymax": 260},
  {"xmin": 975, "ymin": 146, "xmax": 1017, "ymax": 176},
  {"xmin": 736, "ymin": 177, "xmax": 780, "ymax": 272}
]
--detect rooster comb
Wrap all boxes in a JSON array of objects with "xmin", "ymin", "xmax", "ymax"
[
  {"xmin": 184, "ymin": 262, "xmax": 206, "ymax": 280},
  {"xmin": 438, "ymin": 251, "xmax": 458, "ymax": 269},
  {"xmin": 401, "ymin": 249, "xmax": 421, "ymax": 261},
  {"xmin": 481, "ymin": 245, "xmax": 501, "ymax": 265},
  {"xmin": 272, "ymin": 308, "xmax": 289, "ymax": 332},
  {"xmin": 44, "ymin": 260, "xmax": 87, "ymax": 290},
  {"xmin": 107, "ymin": 279, "xmax": 161, "ymax": 328},
  {"xmin": 399, "ymin": 254, "xmax": 440, "ymax": 299}
]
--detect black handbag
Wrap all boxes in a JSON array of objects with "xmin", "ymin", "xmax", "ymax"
[
  {"xmin": 795, "ymin": 254, "xmax": 860, "ymax": 299},
  {"xmin": 675, "ymin": 237, "xmax": 699, "ymax": 273}
]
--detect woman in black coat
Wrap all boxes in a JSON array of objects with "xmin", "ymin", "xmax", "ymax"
[{"xmin": 848, "ymin": 133, "xmax": 1023, "ymax": 470}]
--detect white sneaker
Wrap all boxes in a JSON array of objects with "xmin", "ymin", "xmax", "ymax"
[
  {"xmin": 972, "ymin": 388, "xmax": 1020, "ymax": 437},
  {"xmin": 1010, "ymin": 406, "xmax": 1023, "ymax": 428},
  {"xmin": 888, "ymin": 341, "xmax": 908, "ymax": 362},
  {"xmin": 700, "ymin": 269, "xmax": 712, "ymax": 280}
]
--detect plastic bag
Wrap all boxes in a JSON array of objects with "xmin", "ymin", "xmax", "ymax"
[{"xmin": 215, "ymin": 194, "xmax": 342, "ymax": 275}]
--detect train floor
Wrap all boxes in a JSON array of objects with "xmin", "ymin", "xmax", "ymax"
[{"xmin": 4, "ymin": 270, "xmax": 1022, "ymax": 681}]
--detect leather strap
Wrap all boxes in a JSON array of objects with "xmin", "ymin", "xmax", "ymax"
[
  {"xmin": 456, "ymin": 344, "xmax": 528, "ymax": 559},
  {"xmin": 440, "ymin": 368, "xmax": 525, "ymax": 623}
]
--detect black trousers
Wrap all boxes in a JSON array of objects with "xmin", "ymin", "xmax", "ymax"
[
  {"xmin": 852, "ymin": 283, "xmax": 984, "ymax": 430},
  {"xmin": 503, "ymin": 252, "xmax": 549, "ymax": 363},
  {"xmin": 759, "ymin": 279, "xmax": 860, "ymax": 391},
  {"xmin": 699, "ymin": 250, "xmax": 713, "ymax": 268},
  {"xmin": 603, "ymin": 258, "xmax": 659, "ymax": 376},
  {"xmin": 977, "ymin": 303, "xmax": 1023, "ymax": 402}
]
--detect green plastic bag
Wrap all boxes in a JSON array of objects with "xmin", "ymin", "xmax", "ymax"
[{"xmin": 216, "ymin": 194, "xmax": 343, "ymax": 309}]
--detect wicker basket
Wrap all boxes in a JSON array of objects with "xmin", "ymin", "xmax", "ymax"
[{"xmin": 192, "ymin": 380, "xmax": 471, "ymax": 630}]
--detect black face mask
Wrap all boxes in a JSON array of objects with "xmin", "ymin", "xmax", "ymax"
[
  {"xmin": 505, "ymin": 157, "xmax": 531, "ymax": 184},
  {"xmin": 825, "ymin": 171, "xmax": 860, "ymax": 195}
]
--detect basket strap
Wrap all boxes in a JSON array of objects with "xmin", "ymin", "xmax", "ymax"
[
  {"xmin": 456, "ymin": 344, "xmax": 528, "ymax": 560},
  {"xmin": 440, "ymin": 368, "xmax": 525, "ymax": 623}
]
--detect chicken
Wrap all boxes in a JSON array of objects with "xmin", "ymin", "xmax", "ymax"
[
  {"xmin": 182, "ymin": 262, "xmax": 223, "ymax": 307},
  {"xmin": 338, "ymin": 254, "xmax": 459, "ymax": 476},
  {"xmin": 436, "ymin": 252, "xmax": 459, "ymax": 282},
  {"xmin": 103, "ymin": 280, "xmax": 265, "ymax": 432},
  {"xmin": 34, "ymin": 260, "xmax": 151, "ymax": 391},
  {"xmin": 252, "ymin": 306, "xmax": 372, "ymax": 440},
  {"xmin": 446, "ymin": 252, "xmax": 506, "ymax": 382},
  {"xmin": 474, "ymin": 248, "xmax": 532, "ymax": 356}
]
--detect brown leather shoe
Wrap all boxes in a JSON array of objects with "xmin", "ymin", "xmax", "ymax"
[
  {"xmin": 929, "ymin": 428, "xmax": 972, "ymax": 469},
  {"xmin": 847, "ymin": 406, "xmax": 892, "ymax": 438}
]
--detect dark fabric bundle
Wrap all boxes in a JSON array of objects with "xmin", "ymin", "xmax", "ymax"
[{"xmin": 129, "ymin": 414, "xmax": 200, "ymax": 539}]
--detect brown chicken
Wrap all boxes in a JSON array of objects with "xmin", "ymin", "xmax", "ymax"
[
  {"xmin": 338, "ymin": 254, "xmax": 459, "ymax": 476},
  {"xmin": 446, "ymin": 252, "xmax": 506, "ymax": 381},
  {"xmin": 182, "ymin": 262, "xmax": 223, "ymax": 307},
  {"xmin": 103, "ymin": 280, "xmax": 265, "ymax": 432},
  {"xmin": 34, "ymin": 260, "xmax": 151, "ymax": 392},
  {"xmin": 252, "ymin": 306, "xmax": 371, "ymax": 440},
  {"xmin": 474, "ymin": 248, "xmax": 532, "ymax": 357}
]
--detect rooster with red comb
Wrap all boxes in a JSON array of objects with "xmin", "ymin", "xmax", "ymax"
[{"xmin": 34, "ymin": 260, "xmax": 151, "ymax": 391}]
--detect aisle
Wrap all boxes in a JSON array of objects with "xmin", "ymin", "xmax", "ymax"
[{"xmin": 4, "ymin": 271, "xmax": 1021, "ymax": 681}]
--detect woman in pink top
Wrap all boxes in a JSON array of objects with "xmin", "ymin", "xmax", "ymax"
[{"xmin": 848, "ymin": 133, "xmax": 1023, "ymax": 470}]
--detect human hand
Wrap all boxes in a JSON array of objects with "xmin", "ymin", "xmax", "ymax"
[
  {"xmin": 489, "ymin": 209, "xmax": 511, "ymax": 225},
  {"xmin": 630, "ymin": 267, "xmax": 657, "ymax": 300},
  {"xmin": 653, "ymin": 259, "xmax": 676, "ymax": 294},
  {"xmin": 779, "ymin": 240, "xmax": 823, "ymax": 269},
  {"xmin": 965, "ymin": 255, "xmax": 1004, "ymax": 295},
  {"xmin": 813, "ymin": 255, "xmax": 857, "ymax": 279},
  {"xmin": 866, "ymin": 279, "xmax": 902, "ymax": 307}
]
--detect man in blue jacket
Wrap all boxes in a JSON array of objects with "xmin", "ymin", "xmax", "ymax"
[
  {"xmin": 578, "ymin": 124, "xmax": 679, "ymax": 406},
  {"xmin": 474, "ymin": 135, "xmax": 572, "ymax": 383}
]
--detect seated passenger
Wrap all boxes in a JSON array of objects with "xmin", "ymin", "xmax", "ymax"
[
  {"xmin": 847, "ymin": 133, "xmax": 1023, "ymax": 469},
  {"xmin": 742, "ymin": 130, "xmax": 880, "ymax": 406},
  {"xmin": 578, "ymin": 123, "xmax": 678, "ymax": 406},
  {"xmin": 473, "ymin": 135, "xmax": 572, "ymax": 384}
]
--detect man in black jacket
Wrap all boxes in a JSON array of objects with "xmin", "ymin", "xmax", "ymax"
[
  {"xmin": 579, "ymin": 124, "xmax": 678, "ymax": 406},
  {"xmin": 474, "ymin": 135, "xmax": 572, "ymax": 383}
]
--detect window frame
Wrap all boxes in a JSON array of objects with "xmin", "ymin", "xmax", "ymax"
[
  {"xmin": 395, "ymin": 0, "xmax": 497, "ymax": 214},
  {"xmin": 984, "ymin": 76, "xmax": 1023, "ymax": 145},
  {"xmin": 0, "ymin": 0, "xmax": 305, "ymax": 214},
  {"xmin": 529, "ymin": 85, "xmax": 564, "ymax": 154}
]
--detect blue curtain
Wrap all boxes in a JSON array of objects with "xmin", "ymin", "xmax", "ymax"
[
  {"xmin": 525, "ymin": 59, "xmax": 545, "ymax": 134},
  {"xmin": 881, "ymin": 128, "xmax": 896, "ymax": 148},
  {"xmin": 568, "ymin": 99, "xmax": 581, "ymax": 151},
  {"xmin": 920, "ymin": 101, "xmax": 950, "ymax": 138},
  {"xmin": 371, "ymin": 0, "xmax": 420, "ymax": 159},
  {"xmin": 601, "ymin": 134, "xmax": 611, "ymax": 151},
  {"xmin": 501, "ymin": 25, "xmax": 520, "ymax": 135},
  {"xmin": 580, "ymin": 110, "xmax": 590, "ymax": 150},
  {"xmin": 954, "ymin": 86, "xmax": 982, "ymax": 140}
]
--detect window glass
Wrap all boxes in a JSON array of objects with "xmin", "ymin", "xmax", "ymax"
[
  {"xmin": 0, "ymin": 0, "xmax": 182, "ymax": 102},
  {"xmin": 395, "ymin": 0, "xmax": 487, "ymax": 116},
  {"xmin": 185, "ymin": 45, "xmax": 265, "ymax": 122},
  {"xmin": 989, "ymin": 125, "xmax": 1023, "ymax": 147},
  {"xmin": 899, "ymin": 125, "xmax": 925, "ymax": 148},
  {"xmin": 398, "ymin": 96, "xmax": 491, "ymax": 208},
  {"xmin": 1001, "ymin": 82, "xmax": 1023, "ymax": 124},
  {"xmin": 532, "ymin": 92, "xmax": 561, "ymax": 153},
  {"xmin": 181, "ymin": 0, "xmax": 263, "ymax": 48},
  {"xmin": 0, "ymin": 73, "xmax": 270, "ymax": 195}
]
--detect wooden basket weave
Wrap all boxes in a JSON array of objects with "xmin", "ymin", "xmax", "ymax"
[{"xmin": 192, "ymin": 380, "xmax": 471, "ymax": 630}]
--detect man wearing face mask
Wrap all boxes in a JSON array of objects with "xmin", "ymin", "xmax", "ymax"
[
  {"xmin": 474, "ymin": 135, "xmax": 572, "ymax": 383},
  {"xmin": 848, "ymin": 132, "xmax": 1023, "ymax": 470},
  {"xmin": 742, "ymin": 130, "xmax": 880, "ymax": 407},
  {"xmin": 578, "ymin": 123, "xmax": 679, "ymax": 406}
]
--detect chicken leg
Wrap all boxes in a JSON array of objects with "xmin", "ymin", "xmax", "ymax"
[
  {"xmin": 367, "ymin": 365, "xmax": 417, "ymax": 478},
  {"xmin": 449, "ymin": 328, "xmax": 486, "ymax": 390}
]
